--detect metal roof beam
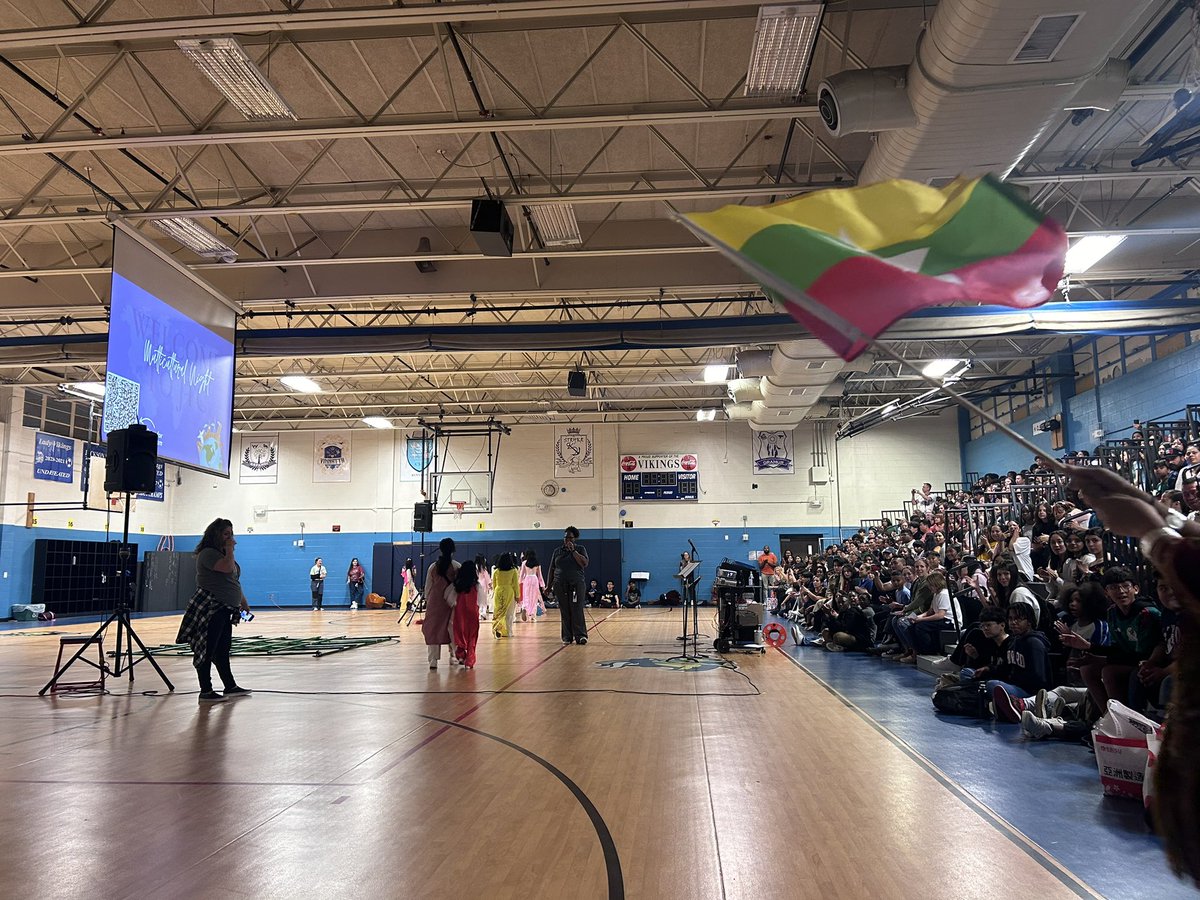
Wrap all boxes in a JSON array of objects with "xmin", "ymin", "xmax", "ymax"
[
  {"xmin": 0, "ymin": 1, "xmax": 764, "ymax": 53},
  {"xmin": 0, "ymin": 101, "xmax": 817, "ymax": 158}
]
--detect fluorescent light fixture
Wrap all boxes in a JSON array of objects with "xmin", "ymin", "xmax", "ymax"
[
  {"xmin": 176, "ymin": 37, "xmax": 297, "ymax": 122},
  {"xmin": 880, "ymin": 401, "xmax": 901, "ymax": 416},
  {"xmin": 1064, "ymin": 234, "xmax": 1126, "ymax": 274},
  {"xmin": 151, "ymin": 216, "xmax": 238, "ymax": 262},
  {"xmin": 279, "ymin": 375, "xmax": 322, "ymax": 393},
  {"xmin": 68, "ymin": 381, "xmax": 105, "ymax": 398},
  {"xmin": 745, "ymin": 4, "xmax": 825, "ymax": 98},
  {"xmin": 921, "ymin": 359, "xmax": 964, "ymax": 379},
  {"xmin": 527, "ymin": 204, "xmax": 582, "ymax": 246},
  {"xmin": 703, "ymin": 363, "xmax": 733, "ymax": 383},
  {"xmin": 696, "ymin": 408, "xmax": 718, "ymax": 422},
  {"xmin": 362, "ymin": 416, "xmax": 394, "ymax": 429}
]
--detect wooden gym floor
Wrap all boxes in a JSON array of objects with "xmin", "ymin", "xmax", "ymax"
[{"xmin": 0, "ymin": 608, "xmax": 1099, "ymax": 900}]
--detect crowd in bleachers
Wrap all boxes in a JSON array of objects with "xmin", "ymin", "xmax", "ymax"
[{"xmin": 771, "ymin": 437, "xmax": 1199, "ymax": 740}]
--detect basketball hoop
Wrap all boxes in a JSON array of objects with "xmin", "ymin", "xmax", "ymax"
[{"xmin": 450, "ymin": 501, "xmax": 466, "ymax": 519}]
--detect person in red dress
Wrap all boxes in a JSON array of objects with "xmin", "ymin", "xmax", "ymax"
[{"xmin": 449, "ymin": 560, "xmax": 481, "ymax": 670}]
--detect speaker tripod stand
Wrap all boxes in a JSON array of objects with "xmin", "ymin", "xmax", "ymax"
[{"xmin": 40, "ymin": 491, "xmax": 174, "ymax": 695}]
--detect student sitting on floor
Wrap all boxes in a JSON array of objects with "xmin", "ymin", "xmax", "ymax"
[
  {"xmin": 820, "ymin": 591, "xmax": 877, "ymax": 652},
  {"xmin": 1056, "ymin": 566, "xmax": 1164, "ymax": 714},
  {"xmin": 892, "ymin": 570, "xmax": 953, "ymax": 664},
  {"xmin": 1054, "ymin": 582, "xmax": 1110, "ymax": 678},
  {"xmin": 988, "ymin": 604, "xmax": 1053, "ymax": 723},
  {"xmin": 623, "ymin": 580, "xmax": 642, "ymax": 609}
]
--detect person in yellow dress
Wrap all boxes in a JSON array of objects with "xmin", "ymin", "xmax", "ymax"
[{"xmin": 491, "ymin": 553, "xmax": 519, "ymax": 639}]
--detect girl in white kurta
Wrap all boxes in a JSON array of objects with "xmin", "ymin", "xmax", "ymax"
[{"xmin": 475, "ymin": 554, "xmax": 493, "ymax": 621}]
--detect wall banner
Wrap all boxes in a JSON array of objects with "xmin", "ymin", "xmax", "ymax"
[
  {"xmin": 400, "ymin": 432, "xmax": 434, "ymax": 483},
  {"xmin": 34, "ymin": 431, "xmax": 75, "ymax": 483},
  {"xmin": 314, "ymin": 432, "xmax": 351, "ymax": 483},
  {"xmin": 554, "ymin": 425, "xmax": 594, "ymax": 478},
  {"xmin": 752, "ymin": 430, "xmax": 795, "ymax": 475},
  {"xmin": 239, "ymin": 433, "xmax": 279, "ymax": 484}
]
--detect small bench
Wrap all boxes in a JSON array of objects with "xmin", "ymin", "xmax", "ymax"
[{"xmin": 49, "ymin": 635, "xmax": 106, "ymax": 694}]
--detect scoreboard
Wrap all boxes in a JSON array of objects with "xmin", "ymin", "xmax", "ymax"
[{"xmin": 619, "ymin": 453, "xmax": 699, "ymax": 501}]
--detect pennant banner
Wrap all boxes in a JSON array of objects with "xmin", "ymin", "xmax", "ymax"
[
  {"xmin": 681, "ymin": 175, "xmax": 1067, "ymax": 361},
  {"xmin": 752, "ymin": 430, "xmax": 794, "ymax": 475},
  {"xmin": 239, "ymin": 433, "xmax": 279, "ymax": 484},
  {"xmin": 313, "ymin": 432, "xmax": 351, "ymax": 483},
  {"xmin": 554, "ymin": 424, "xmax": 594, "ymax": 478},
  {"xmin": 400, "ymin": 432, "xmax": 434, "ymax": 483}
]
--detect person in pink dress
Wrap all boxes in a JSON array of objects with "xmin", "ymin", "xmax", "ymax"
[
  {"xmin": 518, "ymin": 549, "xmax": 546, "ymax": 623},
  {"xmin": 422, "ymin": 538, "xmax": 459, "ymax": 670},
  {"xmin": 448, "ymin": 560, "xmax": 480, "ymax": 669}
]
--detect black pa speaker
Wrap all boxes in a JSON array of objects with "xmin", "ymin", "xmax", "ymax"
[
  {"xmin": 413, "ymin": 501, "xmax": 433, "ymax": 533},
  {"xmin": 567, "ymin": 370, "xmax": 587, "ymax": 397},
  {"xmin": 470, "ymin": 198, "xmax": 514, "ymax": 257},
  {"xmin": 105, "ymin": 423, "xmax": 158, "ymax": 493}
]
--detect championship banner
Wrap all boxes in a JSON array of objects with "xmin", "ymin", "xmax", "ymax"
[
  {"xmin": 554, "ymin": 425, "xmax": 594, "ymax": 478},
  {"xmin": 34, "ymin": 431, "xmax": 75, "ymax": 483},
  {"xmin": 400, "ymin": 432, "xmax": 433, "ymax": 483},
  {"xmin": 753, "ymin": 430, "xmax": 795, "ymax": 475},
  {"xmin": 313, "ymin": 432, "xmax": 351, "ymax": 483},
  {"xmin": 142, "ymin": 462, "xmax": 166, "ymax": 502},
  {"xmin": 239, "ymin": 433, "xmax": 279, "ymax": 484}
]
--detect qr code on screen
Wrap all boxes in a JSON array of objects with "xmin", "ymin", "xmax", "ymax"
[{"xmin": 102, "ymin": 371, "xmax": 140, "ymax": 432}]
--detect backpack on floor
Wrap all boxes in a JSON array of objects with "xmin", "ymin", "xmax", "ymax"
[{"xmin": 932, "ymin": 680, "xmax": 990, "ymax": 718}]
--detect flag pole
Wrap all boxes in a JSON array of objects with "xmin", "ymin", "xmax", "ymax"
[{"xmin": 868, "ymin": 342, "xmax": 1066, "ymax": 474}]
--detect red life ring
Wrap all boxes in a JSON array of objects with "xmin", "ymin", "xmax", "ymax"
[{"xmin": 762, "ymin": 622, "xmax": 787, "ymax": 647}]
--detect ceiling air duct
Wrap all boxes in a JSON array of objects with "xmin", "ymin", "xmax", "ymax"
[{"xmin": 818, "ymin": 0, "xmax": 1155, "ymax": 183}]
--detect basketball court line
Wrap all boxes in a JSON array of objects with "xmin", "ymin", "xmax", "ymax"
[{"xmin": 776, "ymin": 647, "xmax": 1102, "ymax": 900}]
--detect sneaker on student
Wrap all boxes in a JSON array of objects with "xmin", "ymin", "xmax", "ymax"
[
  {"xmin": 825, "ymin": 642, "xmax": 845, "ymax": 652},
  {"xmin": 577, "ymin": 637, "xmax": 588, "ymax": 645},
  {"xmin": 992, "ymin": 685, "xmax": 1025, "ymax": 723},
  {"xmin": 222, "ymin": 686, "xmax": 252, "ymax": 697},
  {"xmin": 927, "ymin": 656, "xmax": 957, "ymax": 675},
  {"xmin": 1021, "ymin": 711, "xmax": 1066, "ymax": 740},
  {"xmin": 1047, "ymin": 694, "xmax": 1066, "ymax": 719},
  {"xmin": 1032, "ymin": 688, "xmax": 1049, "ymax": 718},
  {"xmin": 198, "ymin": 691, "xmax": 226, "ymax": 703}
]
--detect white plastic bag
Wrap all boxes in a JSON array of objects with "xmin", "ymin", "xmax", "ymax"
[
  {"xmin": 1144, "ymin": 727, "xmax": 1162, "ymax": 813},
  {"xmin": 1092, "ymin": 700, "xmax": 1161, "ymax": 800}
]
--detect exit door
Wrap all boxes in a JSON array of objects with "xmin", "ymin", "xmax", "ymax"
[{"xmin": 780, "ymin": 533, "xmax": 823, "ymax": 560}]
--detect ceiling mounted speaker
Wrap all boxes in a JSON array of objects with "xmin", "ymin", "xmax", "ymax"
[
  {"xmin": 567, "ymin": 370, "xmax": 587, "ymax": 397},
  {"xmin": 470, "ymin": 198, "xmax": 514, "ymax": 257}
]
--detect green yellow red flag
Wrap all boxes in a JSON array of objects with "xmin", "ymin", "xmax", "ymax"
[{"xmin": 678, "ymin": 175, "xmax": 1067, "ymax": 360}]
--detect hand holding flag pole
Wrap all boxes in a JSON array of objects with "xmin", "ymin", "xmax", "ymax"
[{"xmin": 670, "ymin": 175, "xmax": 1069, "ymax": 474}]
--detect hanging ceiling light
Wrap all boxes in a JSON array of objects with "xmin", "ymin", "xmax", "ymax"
[
  {"xmin": 920, "ymin": 358, "xmax": 965, "ymax": 379},
  {"xmin": 1063, "ymin": 234, "xmax": 1126, "ymax": 274},
  {"xmin": 527, "ymin": 204, "xmax": 582, "ymax": 246},
  {"xmin": 176, "ymin": 37, "xmax": 297, "ymax": 121},
  {"xmin": 362, "ymin": 416, "xmax": 394, "ymax": 429},
  {"xmin": 279, "ymin": 375, "xmax": 322, "ymax": 393},
  {"xmin": 150, "ymin": 217, "xmax": 238, "ymax": 262},
  {"xmin": 703, "ymin": 363, "xmax": 733, "ymax": 383},
  {"xmin": 696, "ymin": 409, "xmax": 718, "ymax": 422},
  {"xmin": 745, "ymin": 4, "xmax": 826, "ymax": 98},
  {"xmin": 63, "ymin": 381, "xmax": 105, "ymax": 399}
]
